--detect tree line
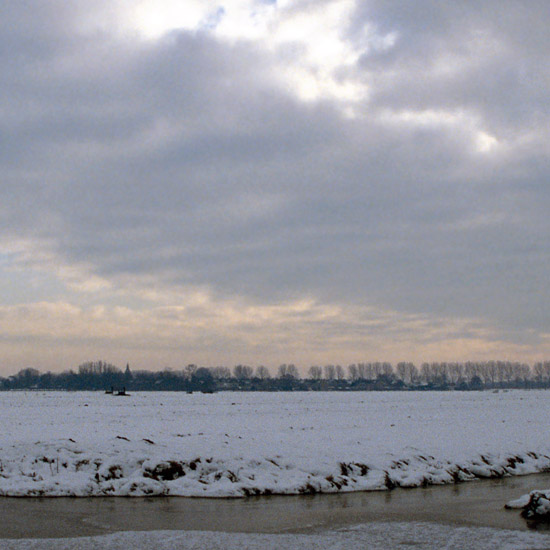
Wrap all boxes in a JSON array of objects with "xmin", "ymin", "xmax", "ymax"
[{"xmin": 3, "ymin": 360, "xmax": 550, "ymax": 392}]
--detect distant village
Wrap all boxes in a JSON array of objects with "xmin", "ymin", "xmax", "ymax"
[{"xmin": 2, "ymin": 360, "xmax": 550, "ymax": 393}]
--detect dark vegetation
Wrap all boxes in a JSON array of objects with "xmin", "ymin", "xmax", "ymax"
[{"xmin": 2, "ymin": 360, "xmax": 550, "ymax": 392}]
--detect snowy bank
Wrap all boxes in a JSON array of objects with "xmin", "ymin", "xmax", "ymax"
[
  {"xmin": 4, "ymin": 523, "xmax": 550, "ymax": 550},
  {"xmin": 506, "ymin": 490, "xmax": 550, "ymax": 520},
  {"xmin": 1, "ymin": 391, "xmax": 549, "ymax": 497}
]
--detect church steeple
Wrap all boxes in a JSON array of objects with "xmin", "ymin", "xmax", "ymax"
[{"xmin": 124, "ymin": 363, "xmax": 133, "ymax": 381}]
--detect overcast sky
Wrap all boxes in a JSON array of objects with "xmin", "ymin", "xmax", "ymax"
[{"xmin": 2, "ymin": 0, "xmax": 550, "ymax": 373}]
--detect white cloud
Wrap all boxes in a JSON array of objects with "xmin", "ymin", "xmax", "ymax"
[
  {"xmin": 475, "ymin": 131, "xmax": 499, "ymax": 153},
  {"xmin": 109, "ymin": 0, "xmax": 394, "ymax": 105},
  {"xmin": 378, "ymin": 107, "xmax": 501, "ymax": 154}
]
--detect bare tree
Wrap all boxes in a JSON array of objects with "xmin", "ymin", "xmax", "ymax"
[
  {"xmin": 396, "ymin": 362, "xmax": 417, "ymax": 385},
  {"xmin": 78, "ymin": 360, "xmax": 120, "ymax": 375},
  {"xmin": 210, "ymin": 366, "xmax": 231, "ymax": 379},
  {"xmin": 285, "ymin": 364, "xmax": 300, "ymax": 379},
  {"xmin": 255, "ymin": 365, "xmax": 271, "ymax": 379},
  {"xmin": 381, "ymin": 362, "xmax": 394, "ymax": 377},
  {"xmin": 357, "ymin": 363, "xmax": 374, "ymax": 380},
  {"xmin": 323, "ymin": 365, "xmax": 336, "ymax": 380},
  {"xmin": 308, "ymin": 366, "xmax": 323, "ymax": 380},
  {"xmin": 233, "ymin": 365, "xmax": 253, "ymax": 379},
  {"xmin": 184, "ymin": 364, "xmax": 198, "ymax": 379},
  {"xmin": 533, "ymin": 362, "xmax": 550, "ymax": 382},
  {"xmin": 347, "ymin": 364, "xmax": 359, "ymax": 381}
]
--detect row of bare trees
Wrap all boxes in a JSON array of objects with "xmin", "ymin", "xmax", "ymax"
[
  {"xmin": 4, "ymin": 360, "xmax": 550, "ymax": 391},
  {"xmin": 203, "ymin": 361, "xmax": 550, "ymax": 385}
]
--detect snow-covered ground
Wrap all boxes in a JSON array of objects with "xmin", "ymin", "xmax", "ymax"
[
  {"xmin": 3, "ymin": 523, "xmax": 550, "ymax": 550},
  {"xmin": 0, "ymin": 390, "xmax": 549, "ymax": 497}
]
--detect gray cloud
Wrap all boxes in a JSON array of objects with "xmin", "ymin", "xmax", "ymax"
[{"xmin": 1, "ymin": 0, "xmax": 550, "ymax": 366}]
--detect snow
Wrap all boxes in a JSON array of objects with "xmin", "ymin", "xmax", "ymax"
[
  {"xmin": 0, "ymin": 390, "xmax": 549, "ymax": 497},
  {"xmin": 506, "ymin": 490, "xmax": 550, "ymax": 519},
  {"xmin": 3, "ymin": 523, "xmax": 550, "ymax": 550}
]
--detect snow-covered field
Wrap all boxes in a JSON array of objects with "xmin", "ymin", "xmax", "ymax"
[{"xmin": 1, "ymin": 390, "xmax": 549, "ymax": 497}]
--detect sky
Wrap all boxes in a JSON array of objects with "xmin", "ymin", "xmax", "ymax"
[{"xmin": 1, "ymin": 0, "xmax": 550, "ymax": 374}]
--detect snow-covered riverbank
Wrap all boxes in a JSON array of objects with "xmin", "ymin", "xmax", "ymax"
[
  {"xmin": 1, "ymin": 391, "xmax": 549, "ymax": 497},
  {"xmin": 5, "ymin": 523, "xmax": 550, "ymax": 550}
]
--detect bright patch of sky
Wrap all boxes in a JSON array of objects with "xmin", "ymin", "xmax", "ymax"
[
  {"xmin": 378, "ymin": 108, "xmax": 500, "ymax": 154},
  {"xmin": 0, "ymin": 253, "xmax": 65, "ymax": 306},
  {"xmin": 110, "ymin": 0, "xmax": 396, "ymax": 104}
]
